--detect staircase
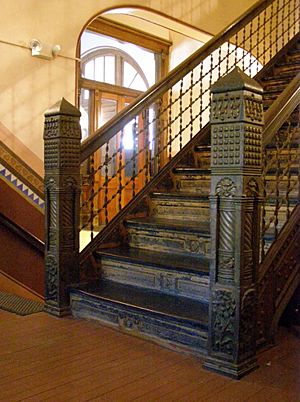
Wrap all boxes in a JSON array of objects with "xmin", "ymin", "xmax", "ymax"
[
  {"xmin": 43, "ymin": 0, "xmax": 300, "ymax": 379},
  {"xmin": 70, "ymin": 33, "xmax": 300, "ymax": 355}
]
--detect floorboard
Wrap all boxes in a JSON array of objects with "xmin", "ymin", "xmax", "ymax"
[{"xmin": 0, "ymin": 310, "xmax": 299, "ymax": 402}]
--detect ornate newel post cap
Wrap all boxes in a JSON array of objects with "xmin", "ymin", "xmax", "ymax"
[
  {"xmin": 45, "ymin": 97, "xmax": 81, "ymax": 117},
  {"xmin": 211, "ymin": 66, "xmax": 263, "ymax": 94}
]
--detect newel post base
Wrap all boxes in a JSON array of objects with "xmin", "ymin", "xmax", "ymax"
[
  {"xmin": 203, "ymin": 67, "xmax": 263, "ymax": 379},
  {"xmin": 43, "ymin": 98, "xmax": 81, "ymax": 316}
]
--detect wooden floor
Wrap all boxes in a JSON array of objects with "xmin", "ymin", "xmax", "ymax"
[{"xmin": 0, "ymin": 310, "xmax": 299, "ymax": 402}]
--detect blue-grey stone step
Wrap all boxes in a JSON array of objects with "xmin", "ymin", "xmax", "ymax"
[
  {"xmin": 126, "ymin": 217, "xmax": 210, "ymax": 257},
  {"xmin": 150, "ymin": 192, "xmax": 209, "ymax": 222},
  {"xmin": 96, "ymin": 247, "xmax": 210, "ymax": 302},
  {"xmin": 70, "ymin": 281, "xmax": 208, "ymax": 354}
]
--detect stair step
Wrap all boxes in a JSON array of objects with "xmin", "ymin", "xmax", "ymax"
[
  {"xmin": 70, "ymin": 281, "xmax": 208, "ymax": 354},
  {"xmin": 173, "ymin": 168, "xmax": 211, "ymax": 175},
  {"xmin": 126, "ymin": 217, "xmax": 210, "ymax": 257},
  {"xmin": 96, "ymin": 247, "xmax": 210, "ymax": 301},
  {"xmin": 172, "ymin": 168, "xmax": 211, "ymax": 194},
  {"xmin": 150, "ymin": 192, "xmax": 209, "ymax": 222},
  {"xmin": 194, "ymin": 145, "xmax": 211, "ymax": 153}
]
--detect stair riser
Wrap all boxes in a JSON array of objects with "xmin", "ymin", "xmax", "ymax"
[
  {"xmin": 128, "ymin": 226, "xmax": 210, "ymax": 257},
  {"xmin": 70, "ymin": 291, "xmax": 208, "ymax": 355},
  {"xmin": 174, "ymin": 176, "xmax": 211, "ymax": 194},
  {"xmin": 101, "ymin": 257, "xmax": 209, "ymax": 302},
  {"xmin": 150, "ymin": 198, "xmax": 209, "ymax": 222}
]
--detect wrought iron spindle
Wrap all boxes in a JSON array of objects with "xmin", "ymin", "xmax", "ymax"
[
  {"xmin": 286, "ymin": 121, "xmax": 292, "ymax": 220},
  {"xmin": 118, "ymin": 130, "xmax": 124, "ymax": 212},
  {"xmin": 274, "ymin": 131, "xmax": 281, "ymax": 238},
  {"xmin": 104, "ymin": 142, "xmax": 109, "ymax": 225},
  {"xmin": 168, "ymin": 88, "xmax": 173, "ymax": 160},
  {"xmin": 89, "ymin": 153, "xmax": 95, "ymax": 240},
  {"xmin": 142, "ymin": 109, "xmax": 150, "ymax": 185},
  {"xmin": 190, "ymin": 71, "xmax": 194, "ymax": 140},
  {"xmin": 132, "ymin": 116, "xmax": 138, "ymax": 196},
  {"xmin": 179, "ymin": 79, "xmax": 183, "ymax": 150}
]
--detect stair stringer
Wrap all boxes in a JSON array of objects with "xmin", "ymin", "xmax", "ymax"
[{"xmin": 257, "ymin": 204, "xmax": 300, "ymax": 348}]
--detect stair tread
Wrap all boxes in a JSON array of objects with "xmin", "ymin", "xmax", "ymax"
[
  {"xmin": 126, "ymin": 217, "xmax": 210, "ymax": 234},
  {"xmin": 96, "ymin": 247, "xmax": 210, "ymax": 274},
  {"xmin": 151, "ymin": 191, "xmax": 209, "ymax": 201},
  {"xmin": 73, "ymin": 281, "xmax": 209, "ymax": 325},
  {"xmin": 173, "ymin": 168, "xmax": 211, "ymax": 175}
]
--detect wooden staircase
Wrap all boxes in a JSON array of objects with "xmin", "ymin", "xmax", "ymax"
[{"xmin": 69, "ymin": 34, "xmax": 300, "ymax": 355}]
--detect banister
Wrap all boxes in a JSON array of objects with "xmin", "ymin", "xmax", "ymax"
[
  {"xmin": 80, "ymin": 0, "xmax": 273, "ymax": 162},
  {"xmin": 263, "ymin": 72, "xmax": 300, "ymax": 146},
  {"xmin": 0, "ymin": 211, "xmax": 44, "ymax": 253}
]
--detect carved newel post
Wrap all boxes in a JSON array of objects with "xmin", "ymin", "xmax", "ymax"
[
  {"xmin": 203, "ymin": 67, "xmax": 263, "ymax": 378},
  {"xmin": 44, "ymin": 98, "xmax": 81, "ymax": 316}
]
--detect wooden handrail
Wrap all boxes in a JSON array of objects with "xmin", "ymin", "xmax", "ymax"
[
  {"xmin": 80, "ymin": 0, "xmax": 273, "ymax": 162},
  {"xmin": 0, "ymin": 212, "xmax": 44, "ymax": 253},
  {"xmin": 263, "ymin": 72, "xmax": 300, "ymax": 146}
]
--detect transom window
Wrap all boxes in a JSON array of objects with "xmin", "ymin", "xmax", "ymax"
[{"xmin": 82, "ymin": 47, "xmax": 149, "ymax": 91}]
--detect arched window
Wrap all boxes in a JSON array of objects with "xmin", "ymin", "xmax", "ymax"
[{"xmin": 82, "ymin": 47, "xmax": 149, "ymax": 91}]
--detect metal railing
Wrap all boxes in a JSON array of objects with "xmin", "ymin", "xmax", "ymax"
[
  {"xmin": 261, "ymin": 74, "xmax": 300, "ymax": 259},
  {"xmin": 79, "ymin": 0, "xmax": 300, "ymax": 251}
]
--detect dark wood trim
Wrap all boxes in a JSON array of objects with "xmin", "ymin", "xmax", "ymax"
[
  {"xmin": 80, "ymin": 0, "xmax": 274, "ymax": 161},
  {"xmin": 79, "ymin": 78, "xmax": 143, "ymax": 98},
  {"xmin": 263, "ymin": 71, "xmax": 300, "ymax": 146},
  {"xmin": 88, "ymin": 17, "xmax": 171, "ymax": 54},
  {"xmin": 0, "ymin": 211, "xmax": 44, "ymax": 254}
]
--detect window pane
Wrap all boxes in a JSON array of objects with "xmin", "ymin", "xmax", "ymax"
[
  {"xmin": 130, "ymin": 74, "xmax": 148, "ymax": 91},
  {"xmin": 123, "ymin": 120, "xmax": 135, "ymax": 150},
  {"xmin": 84, "ymin": 61, "xmax": 94, "ymax": 80},
  {"xmin": 95, "ymin": 57, "xmax": 104, "ymax": 82},
  {"xmin": 98, "ymin": 98, "xmax": 117, "ymax": 129},
  {"xmin": 104, "ymin": 56, "xmax": 115, "ymax": 85},
  {"xmin": 123, "ymin": 61, "xmax": 137, "ymax": 88},
  {"xmin": 79, "ymin": 89, "xmax": 90, "ymax": 141}
]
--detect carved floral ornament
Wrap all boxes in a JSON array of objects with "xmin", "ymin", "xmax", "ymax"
[
  {"xmin": 45, "ymin": 254, "xmax": 58, "ymax": 300},
  {"xmin": 216, "ymin": 178, "xmax": 236, "ymax": 197},
  {"xmin": 212, "ymin": 289, "xmax": 236, "ymax": 355}
]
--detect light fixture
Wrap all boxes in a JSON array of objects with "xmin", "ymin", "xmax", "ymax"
[{"xmin": 29, "ymin": 39, "xmax": 61, "ymax": 60}]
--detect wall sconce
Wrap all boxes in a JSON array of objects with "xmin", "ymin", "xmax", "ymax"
[{"xmin": 29, "ymin": 39, "xmax": 61, "ymax": 60}]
